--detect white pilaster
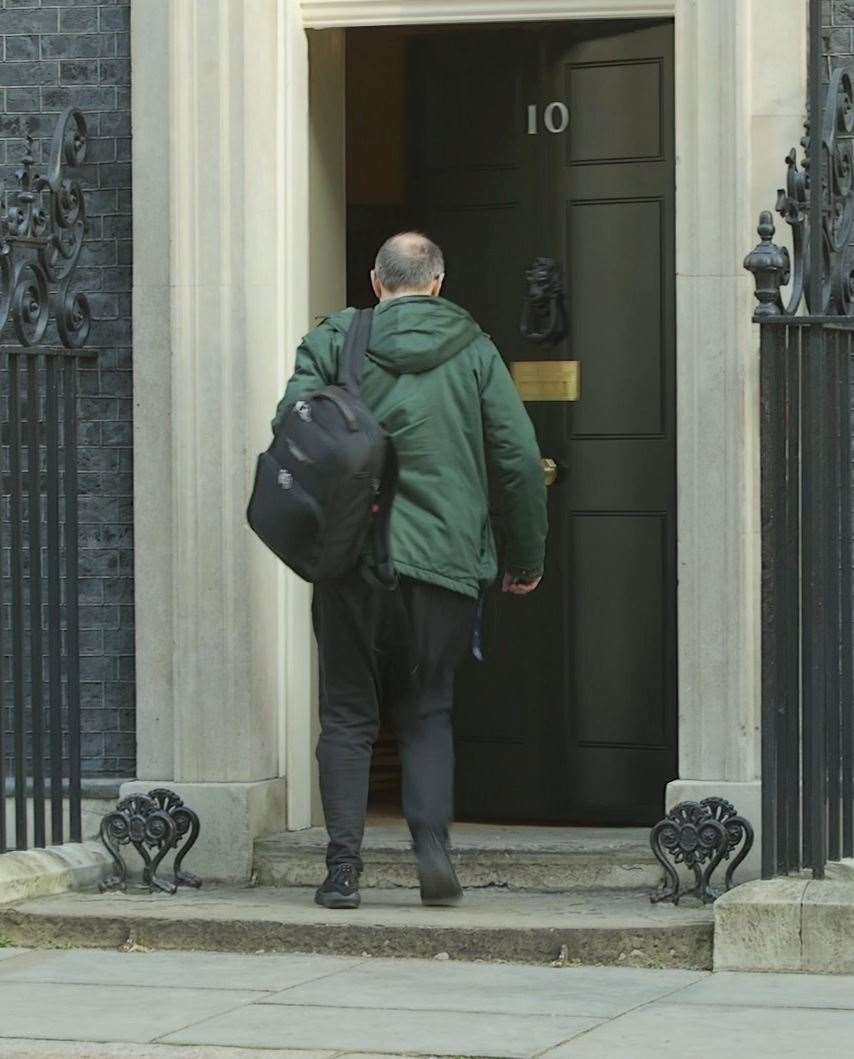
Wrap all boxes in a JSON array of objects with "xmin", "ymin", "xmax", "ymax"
[
  {"xmin": 131, "ymin": 0, "xmax": 174, "ymax": 782},
  {"xmin": 668, "ymin": 0, "xmax": 805, "ymax": 843},
  {"xmin": 674, "ymin": 0, "xmax": 758, "ymax": 786},
  {"xmin": 130, "ymin": 0, "xmax": 303, "ymax": 878}
]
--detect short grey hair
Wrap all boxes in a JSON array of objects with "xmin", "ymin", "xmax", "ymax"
[{"xmin": 374, "ymin": 232, "xmax": 445, "ymax": 293}]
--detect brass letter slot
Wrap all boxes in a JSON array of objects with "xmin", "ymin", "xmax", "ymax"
[{"xmin": 512, "ymin": 360, "xmax": 580, "ymax": 402}]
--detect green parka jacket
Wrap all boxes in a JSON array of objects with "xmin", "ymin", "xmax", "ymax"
[{"xmin": 272, "ymin": 296, "xmax": 547, "ymax": 600}]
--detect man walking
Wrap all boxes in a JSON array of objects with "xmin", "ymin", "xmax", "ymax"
[{"xmin": 273, "ymin": 233, "xmax": 547, "ymax": 909}]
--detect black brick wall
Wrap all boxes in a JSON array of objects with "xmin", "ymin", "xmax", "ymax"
[
  {"xmin": 0, "ymin": 0, "xmax": 134, "ymax": 778},
  {"xmin": 825, "ymin": 2, "xmax": 854, "ymax": 72}
]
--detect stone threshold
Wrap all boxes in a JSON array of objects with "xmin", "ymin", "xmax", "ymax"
[
  {"xmin": 255, "ymin": 822, "xmax": 663, "ymax": 893},
  {"xmin": 0, "ymin": 884, "xmax": 714, "ymax": 970}
]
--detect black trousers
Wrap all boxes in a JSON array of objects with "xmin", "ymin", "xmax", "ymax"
[{"xmin": 312, "ymin": 570, "xmax": 477, "ymax": 871}]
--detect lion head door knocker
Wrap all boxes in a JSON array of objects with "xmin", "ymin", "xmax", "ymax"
[{"xmin": 520, "ymin": 257, "xmax": 569, "ymax": 346}]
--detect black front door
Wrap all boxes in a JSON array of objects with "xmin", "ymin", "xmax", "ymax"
[{"xmin": 408, "ymin": 19, "xmax": 677, "ymax": 825}]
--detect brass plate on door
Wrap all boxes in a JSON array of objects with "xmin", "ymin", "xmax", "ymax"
[{"xmin": 512, "ymin": 360, "xmax": 580, "ymax": 402}]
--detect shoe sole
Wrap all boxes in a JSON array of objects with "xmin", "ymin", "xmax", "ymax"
[
  {"xmin": 314, "ymin": 891, "xmax": 361, "ymax": 909},
  {"xmin": 416, "ymin": 842, "xmax": 464, "ymax": 907}
]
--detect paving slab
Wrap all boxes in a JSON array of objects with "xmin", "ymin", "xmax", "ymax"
[
  {"xmin": 265, "ymin": 955, "xmax": 706, "ymax": 1019},
  {"xmin": 667, "ymin": 969, "xmax": 854, "ymax": 1010},
  {"xmin": 0, "ymin": 980, "xmax": 260, "ymax": 1044},
  {"xmin": 0, "ymin": 884, "xmax": 714, "ymax": 969},
  {"xmin": 0, "ymin": 946, "xmax": 360, "ymax": 992},
  {"xmin": 540, "ymin": 1001, "xmax": 854, "ymax": 1058},
  {"xmin": 0, "ymin": 949, "xmax": 848, "ymax": 1059},
  {"xmin": 161, "ymin": 1001, "xmax": 600, "ymax": 1057},
  {"xmin": 0, "ymin": 1044, "xmax": 334, "ymax": 1059}
]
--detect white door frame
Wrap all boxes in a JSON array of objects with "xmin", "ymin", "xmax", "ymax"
[
  {"xmin": 289, "ymin": 0, "xmax": 806, "ymax": 833},
  {"xmin": 301, "ymin": 0, "xmax": 677, "ymax": 26}
]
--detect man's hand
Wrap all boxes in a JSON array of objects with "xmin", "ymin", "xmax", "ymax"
[{"xmin": 502, "ymin": 572, "xmax": 542, "ymax": 596}]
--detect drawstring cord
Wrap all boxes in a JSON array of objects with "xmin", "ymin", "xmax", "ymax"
[{"xmin": 472, "ymin": 593, "xmax": 486, "ymax": 662}]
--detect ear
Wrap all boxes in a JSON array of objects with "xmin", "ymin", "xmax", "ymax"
[
  {"xmin": 370, "ymin": 269, "xmax": 382, "ymax": 301},
  {"xmin": 432, "ymin": 273, "xmax": 445, "ymax": 297}
]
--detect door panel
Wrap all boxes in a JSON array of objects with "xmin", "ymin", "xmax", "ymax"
[
  {"xmin": 565, "ymin": 60, "xmax": 664, "ymax": 164},
  {"xmin": 571, "ymin": 514, "xmax": 667, "ymax": 747},
  {"xmin": 568, "ymin": 198, "xmax": 664, "ymax": 435},
  {"xmin": 566, "ymin": 441, "xmax": 671, "ymax": 510},
  {"xmin": 407, "ymin": 20, "xmax": 676, "ymax": 825}
]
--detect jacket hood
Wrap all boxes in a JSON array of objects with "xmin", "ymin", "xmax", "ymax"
[{"xmin": 356, "ymin": 296, "xmax": 481, "ymax": 375}]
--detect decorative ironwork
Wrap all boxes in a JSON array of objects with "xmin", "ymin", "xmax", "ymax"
[
  {"xmin": 649, "ymin": 798, "xmax": 754, "ymax": 905},
  {"xmin": 99, "ymin": 788, "xmax": 202, "ymax": 895},
  {"xmin": 749, "ymin": 23, "xmax": 854, "ymax": 881},
  {"xmin": 745, "ymin": 68, "xmax": 854, "ymax": 317},
  {"xmin": 0, "ymin": 108, "xmax": 91, "ymax": 348},
  {"xmin": 520, "ymin": 257, "xmax": 568, "ymax": 345}
]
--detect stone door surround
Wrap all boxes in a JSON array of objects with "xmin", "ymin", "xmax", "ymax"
[{"xmin": 129, "ymin": 0, "xmax": 803, "ymax": 874}]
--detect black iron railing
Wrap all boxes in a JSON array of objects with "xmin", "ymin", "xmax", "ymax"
[
  {"xmin": 0, "ymin": 108, "xmax": 91, "ymax": 852},
  {"xmin": 756, "ymin": 318, "xmax": 854, "ymax": 877},
  {"xmin": 746, "ymin": 3, "xmax": 854, "ymax": 878},
  {"xmin": 1, "ymin": 350, "xmax": 85, "ymax": 850}
]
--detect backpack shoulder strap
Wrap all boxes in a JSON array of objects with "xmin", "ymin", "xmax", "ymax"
[{"xmin": 337, "ymin": 307, "xmax": 374, "ymax": 393}]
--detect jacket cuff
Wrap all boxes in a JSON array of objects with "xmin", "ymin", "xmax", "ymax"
[{"xmin": 506, "ymin": 565, "xmax": 543, "ymax": 580}]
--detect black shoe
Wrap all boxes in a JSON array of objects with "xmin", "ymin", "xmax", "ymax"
[
  {"xmin": 315, "ymin": 863, "xmax": 361, "ymax": 909},
  {"xmin": 414, "ymin": 829, "xmax": 463, "ymax": 907}
]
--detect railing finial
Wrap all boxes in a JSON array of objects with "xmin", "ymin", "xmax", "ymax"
[
  {"xmin": 744, "ymin": 210, "xmax": 790, "ymax": 317},
  {"xmin": 745, "ymin": 67, "xmax": 854, "ymax": 319}
]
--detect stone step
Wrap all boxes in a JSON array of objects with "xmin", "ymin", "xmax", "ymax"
[
  {"xmin": 0, "ymin": 886, "xmax": 714, "ymax": 970},
  {"xmin": 254, "ymin": 822, "xmax": 663, "ymax": 893}
]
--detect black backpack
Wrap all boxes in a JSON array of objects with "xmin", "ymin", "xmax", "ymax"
[{"xmin": 246, "ymin": 308, "xmax": 397, "ymax": 585}]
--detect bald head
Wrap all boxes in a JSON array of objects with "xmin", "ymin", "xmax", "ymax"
[{"xmin": 371, "ymin": 232, "xmax": 445, "ymax": 301}]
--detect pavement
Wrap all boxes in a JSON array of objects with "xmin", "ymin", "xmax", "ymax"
[{"xmin": 0, "ymin": 945, "xmax": 853, "ymax": 1058}]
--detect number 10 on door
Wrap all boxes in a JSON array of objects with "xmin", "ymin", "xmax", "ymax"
[{"xmin": 527, "ymin": 102, "xmax": 570, "ymax": 135}]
